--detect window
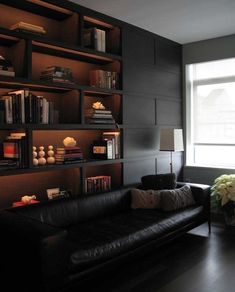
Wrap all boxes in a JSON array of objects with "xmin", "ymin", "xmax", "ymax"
[{"xmin": 186, "ymin": 58, "xmax": 235, "ymax": 168}]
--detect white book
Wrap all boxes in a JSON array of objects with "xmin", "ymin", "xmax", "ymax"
[
  {"xmin": 96, "ymin": 29, "xmax": 103, "ymax": 52},
  {"xmin": 101, "ymin": 30, "xmax": 106, "ymax": 52}
]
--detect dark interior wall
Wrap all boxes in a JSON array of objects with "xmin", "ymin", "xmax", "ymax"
[{"xmin": 122, "ymin": 25, "xmax": 183, "ymax": 185}]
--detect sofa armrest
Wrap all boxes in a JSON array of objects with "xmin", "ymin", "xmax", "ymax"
[
  {"xmin": 0, "ymin": 210, "xmax": 66, "ymax": 242},
  {"xmin": 177, "ymin": 182, "xmax": 211, "ymax": 209},
  {"xmin": 0, "ymin": 210, "xmax": 67, "ymax": 290}
]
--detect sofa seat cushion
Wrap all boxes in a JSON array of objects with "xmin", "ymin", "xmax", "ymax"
[{"xmin": 67, "ymin": 206, "xmax": 203, "ymax": 273}]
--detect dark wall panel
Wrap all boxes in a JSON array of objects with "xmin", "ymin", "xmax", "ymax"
[
  {"xmin": 123, "ymin": 94, "xmax": 156, "ymax": 125},
  {"xmin": 122, "ymin": 27, "xmax": 155, "ymax": 65},
  {"xmin": 123, "ymin": 129, "xmax": 158, "ymax": 158},
  {"xmin": 156, "ymin": 98, "xmax": 182, "ymax": 126},
  {"xmin": 157, "ymin": 152, "xmax": 183, "ymax": 179},
  {"xmin": 123, "ymin": 159, "xmax": 156, "ymax": 185},
  {"xmin": 122, "ymin": 25, "xmax": 182, "ymax": 183},
  {"xmin": 123, "ymin": 60, "xmax": 181, "ymax": 97},
  {"xmin": 155, "ymin": 37, "xmax": 182, "ymax": 73}
]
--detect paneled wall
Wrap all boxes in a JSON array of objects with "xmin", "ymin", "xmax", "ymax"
[{"xmin": 122, "ymin": 26, "xmax": 183, "ymax": 185}]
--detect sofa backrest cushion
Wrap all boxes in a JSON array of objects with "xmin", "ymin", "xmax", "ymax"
[
  {"xmin": 10, "ymin": 188, "xmax": 131, "ymax": 228},
  {"xmin": 160, "ymin": 185, "xmax": 195, "ymax": 211},
  {"xmin": 131, "ymin": 189, "xmax": 161, "ymax": 209},
  {"xmin": 141, "ymin": 173, "xmax": 176, "ymax": 190}
]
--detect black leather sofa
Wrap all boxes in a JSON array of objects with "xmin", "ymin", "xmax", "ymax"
[{"xmin": 0, "ymin": 182, "xmax": 210, "ymax": 292}]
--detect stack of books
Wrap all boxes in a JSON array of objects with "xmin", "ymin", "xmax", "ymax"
[
  {"xmin": 85, "ymin": 108, "xmax": 115, "ymax": 124},
  {"xmin": 0, "ymin": 159, "xmax": 18, "ymax": 171},
  {"xmin": 40, "ymin": 66, "xmax": 74, "ymax": 84},
  {"xmin": 90, "ymin": 70, "xmax": 119, "ymax": 89},
  {"xmin": 0, "ymin": 56, "xmax": 15, "ymax": 77},
  {"xmin": 10, "ymin": 21, "xmax": 46, "ymax": 36},
  {"xmin": 85, "ymin": 175, "xmax": 111, "ymax": 194},
  {"xmin": 55, "ymin": 146, "xmax": 84, "ymax": 164},
  {"xmin": 3, "ymin": 132, "xmax": 28, "ymax": 168},
  {"xmin": 84, "ymin": 27, "xmax": 106, "ymax": 52}
]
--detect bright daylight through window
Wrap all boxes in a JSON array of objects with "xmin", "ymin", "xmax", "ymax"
[{"xmin": 186, "ymin": 58, "xmax": 235, "ymax": 168}]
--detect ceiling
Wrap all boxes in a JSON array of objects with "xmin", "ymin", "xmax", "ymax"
[{"xmin": 71, "ymin": 0, "xmax": 235, "ymax": 44}]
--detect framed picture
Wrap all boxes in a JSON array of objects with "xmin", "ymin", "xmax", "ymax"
[{"xmin": 47, "ymin": 187, "xmax": 60, "ymax": 200}]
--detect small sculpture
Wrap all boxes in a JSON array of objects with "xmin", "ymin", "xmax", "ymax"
[
  {"xmin": 32, "ymin": 146, "xmax": 38, "ymax": 166},
  {"xmin": 63, "ymin": 137, "xmax": 76, "ymax": 147},
  {"xmin": 21, "ymin": 195, "xmax": 36, "ymax": 204},
  {"xmin": 92, "ymin": 101, "xmax": 105, "ymax": 110},
  {"xmin": 38, "ymin": 146, "xmax": 46, "ymax": 165},
  {"xmin": 47, "ymin": 145, "xmax": 55, "ymax": 164}
]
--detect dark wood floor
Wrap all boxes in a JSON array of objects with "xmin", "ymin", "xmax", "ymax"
[{"xmin": 75, "ymin": 224, "xmax": 235, "ymax": 292}]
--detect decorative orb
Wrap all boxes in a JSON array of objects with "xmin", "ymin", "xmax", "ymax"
[{"xmin": 63, "ymin": 137, "xmax": 77, "ymax": 147}]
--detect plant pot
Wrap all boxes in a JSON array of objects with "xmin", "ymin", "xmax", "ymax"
[{"xmin": 224, "ymin": 213, "xmax": 235, "ymax": 226}]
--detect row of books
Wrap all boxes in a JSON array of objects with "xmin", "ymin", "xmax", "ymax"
[
  {"xmin": 0, "ymin": 89, "xmax": 57, "ymax": 124},
  {"xmin": 92, "ymin": 131, "xmax": 120, "ymax": 159},
  {"xmin": 10, "ymin": 21, "xmax": 46, "ymax": 36},
  {"xmin": 55, "ymin": 146, "xmax": 84, "ymax": 164},
  {"xmin": 85, "ymin": 175, "xmax": 111, "ymax": 194},
  {"xmin": 85, "ymin": 108, "xmax": 116, "ymax": 124},
  {"xmin": 84, "ymin": 27, "xmax": 106, "ymax": 52},
  {"xmin": 90, "ymin": 70, "xmax": 119, "ymax": 89},
  {"xmin": 40, "ymin": 66, "xmax": 74, "ymax": 84},
  {"xmin": 3, "ymin": 132, "xmax": 28, "ymax": 169}
]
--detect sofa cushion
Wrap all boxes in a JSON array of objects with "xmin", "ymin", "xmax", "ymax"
[
  {"xmin": 131, "ymin": 188, "xmax": 161, "ymax": 209},
  {"xmin": 66, "ymin": 206, "xmax": 204, "ymax": 273},
  {"xmin": 141, "ymin": 173, "xmax": 176, "ymax": 190},
  {"xmin": 160, "ymin": 185, "xmax": 195, "ymax": 211}
]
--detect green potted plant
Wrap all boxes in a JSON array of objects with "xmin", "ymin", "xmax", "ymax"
[{"xmin": 211, "ymin": 174, "xmax": 235, "ymax": 226}]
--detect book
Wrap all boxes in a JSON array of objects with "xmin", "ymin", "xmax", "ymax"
[
  {"xmin": 85, "ymin": 109, "xmax": 112, "ymax": 115},
  {"xmin": 88, "ymin": 118, "xmax": 116, "ymax": 124},
  {"xmin": 0, "ymin": 70, "xmax": 15, "ymax": 77},
  {"xmin": 85, "ymin": 175, "xmax": 111, "ymax": 194},
  {"xmin": 103, "ymin": 131, "xmax": 120, "ymax": 159},
  {"xmin": 10, "ymin": 21, "xmax": 46, "ymax": 34},
  {"xmin": 92, "ymin": 140, "xmax": 113, "ymax": 159},
  {"xmin": 84, "ymin": 27, "xmax": 105, "ymax": 52}
]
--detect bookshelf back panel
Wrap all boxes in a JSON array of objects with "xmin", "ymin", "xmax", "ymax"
[
  {"xmin": 86, "ymin": 163, "xmax": 122, "ymax": 190},
  {"xmin": 0, "ymin": 4, "xmax": 79, "ymax": 45},
  {"xmin": 0, "ymin": 168, "xmax": 81, "ymax": 209},
  {"xmin": 0, "ymin": 40, "xmax": 26, "ymax": 77}
]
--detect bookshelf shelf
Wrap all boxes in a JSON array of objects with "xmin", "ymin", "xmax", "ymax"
[{"xmin": 32, "ymin": 40, "xmax": 122, "ymax": 65}]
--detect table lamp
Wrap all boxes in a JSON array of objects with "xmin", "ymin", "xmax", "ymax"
[{"xmin": 159, "ymin": 128, "xmax": 184, "ymax": 173}]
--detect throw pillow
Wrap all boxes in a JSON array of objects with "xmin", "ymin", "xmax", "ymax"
[
  {"xmin": 160, "ymin": 185, "xmax": 195, "ymax": 211},
  {"xmin": 141, "ymin": 173, "xmax": 177, "ymax": 190},
  {"xmin": 131, "ymin": 188, "xmax": 161, "ymax": 209}
]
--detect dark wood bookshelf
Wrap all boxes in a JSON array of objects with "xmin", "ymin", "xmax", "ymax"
[
  {"xmin": 0, "ymin": 0, "xmax": 73, "ymax": 21},
  {"xmin": 0, "ymin": 0, "xmax": 124, "ymax": 206},
  {"xmin": 0, "ymin": 0, "xmax": 182, "ymax": 209}
]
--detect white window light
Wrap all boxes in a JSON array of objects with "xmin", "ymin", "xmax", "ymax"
[{"xmin": 186, "ymin": 58, "xmax": 235, "ymax": 168}]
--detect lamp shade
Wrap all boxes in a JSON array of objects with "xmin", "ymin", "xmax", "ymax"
[{"xmin": 160, "ymin": 128, "xmax": 184, "ymax": 152}]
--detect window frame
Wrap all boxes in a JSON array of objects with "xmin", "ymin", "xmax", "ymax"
[{"xmin": 185, "ymin": 59, "xmax": 235, "ymax": 168}]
